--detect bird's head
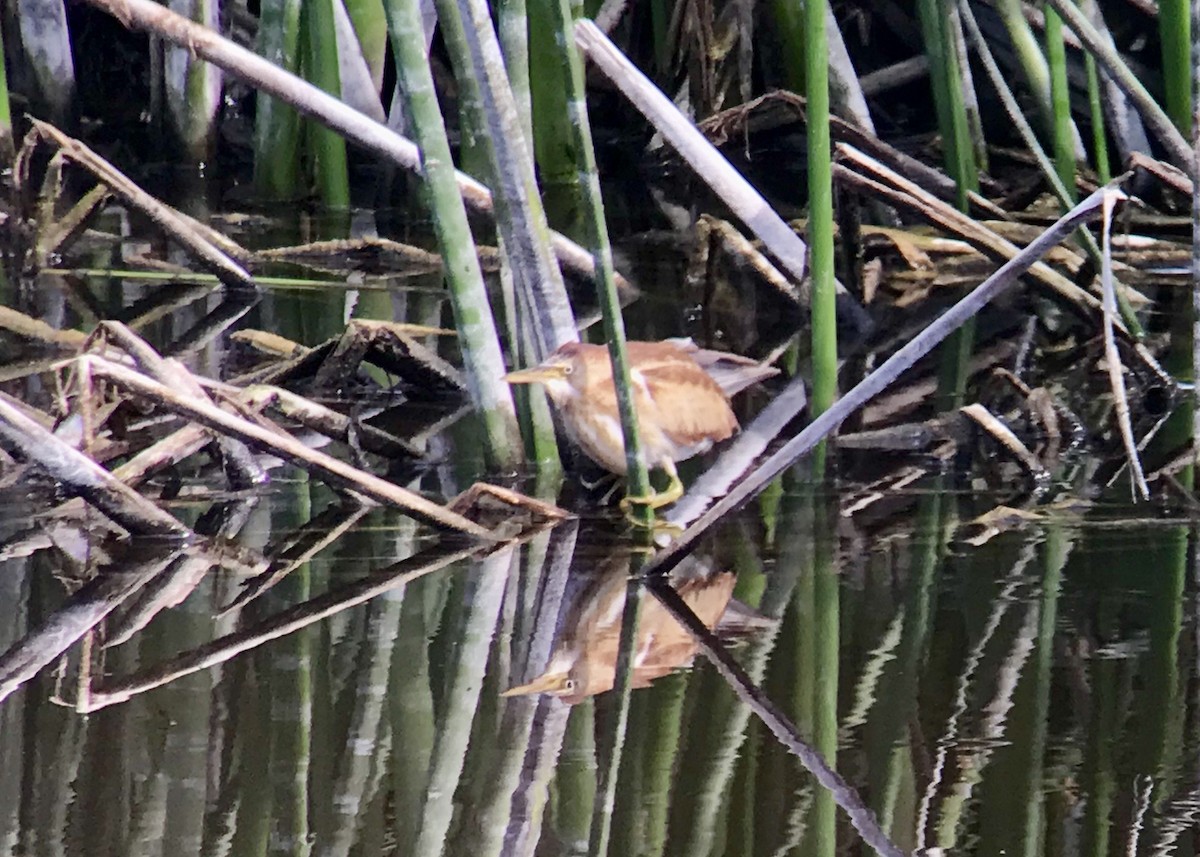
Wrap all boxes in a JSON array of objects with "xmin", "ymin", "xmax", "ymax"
[{"xmin": 502, "ymin": 343, "xmax": 587, "ymax": 402}]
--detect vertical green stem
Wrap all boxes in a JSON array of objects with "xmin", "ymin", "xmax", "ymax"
[
  {"xmin": 529, "ymin": 0, "xmax": 584, "ymax": 227},
  {"xmin": 383, "ymin": 0, "xmax": 523, "ymax": 466},
  {"xmin": 1045, "ymin": 7, "xmax": 1075, "ymax": 202},
  {"xmin": 254, "ymin": 0, "xmax": 302, "ymax": 197},
  {"xmin": 305, "ymin": 0, "xmax": 351, "ymax": 207},
  {"xmin": 541, "ymin": 16, "xmax": 652, "ymax": 519},
  {"xmin": 806, "ymin": 0, "xmax": 835, "ymax": 476},
  {"xmin": 1084, "ymin": 53, "xmax": 1110, "ymax": 181},
  {"xmin": 1160, "ymin": 0, "xmax": 1192, "ymax": 130},
  {"xmin": 0, "ymin": 17, "xmax": 12, "ymax": 162},
  {"xmin": 165, "ymin": 0, "xmax": 221, "ymax": 159},
  {"xmin": 770, "ymin": 0, "xmax": 805, "ymax": 94},
  {"xmin": 1192, "ymin": 0, "xmax": 1200, "ymax": 463},
  {"xmin": 918, "ymin": 0, "xmax": 979, "ymax": 402},
  {"xmin": 496, "ymin": 0, "xmax": 532, "ymax": 146}
]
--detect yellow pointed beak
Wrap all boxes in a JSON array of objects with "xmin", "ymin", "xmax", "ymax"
[
  {"xmin": 500, "ymin": 672, "xmax": 571, "ymax": 697},
  {"xmin": 503, "ymin": 365, "xmax": 567, "ymax": 385}
]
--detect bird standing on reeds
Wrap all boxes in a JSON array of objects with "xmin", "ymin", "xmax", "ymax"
[{"xmin": 504, "ymin": 340, "xmax": 774, "ymax": 510}]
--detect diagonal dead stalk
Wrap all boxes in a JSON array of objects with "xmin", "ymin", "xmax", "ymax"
[
  {"xmin": 77, "ymin": 354, "xmax": 499, "ymax": 539},
  {"xmin": 644, "ymin": 184, "xmax": 1120, "ymax": 578},
  {"xmin": 0, "ymin": 395, "xmax": 193, "ymax": 540},
  {"xmin": 31, "ymin": 120, "xmax": 256, "ymax": 290}
]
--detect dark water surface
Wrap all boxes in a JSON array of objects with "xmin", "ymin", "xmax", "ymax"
[
  {"xmin": 3, "ymin": 477, "xmax": 1198, "ymax": 857},
  {"xmin": 2, "ymin": 199, "xmax": 1199, "ymax": 857}
]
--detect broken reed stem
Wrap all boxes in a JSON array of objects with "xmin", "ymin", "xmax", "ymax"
[
  {"xmin": 76, "ymin": 354, "xmax": 498, "ymax": 539},
  {"xmin": 1100, "ymin": 194, "xmax": 1149, "ymax": 497},
  {"xmin": 0, "ymin": 395, "xmax": 193, "ymax": 540},
  {"xmin": 644, "ymin": 185, "xmax": 1118, "ymax": 578},
  {"xmin": 31, "ymin": 120, "xmax": 256, "ymax": 290},
  {"xmin": 835, "ymin": 144, "xmax": 1109, "ymax": 324}
]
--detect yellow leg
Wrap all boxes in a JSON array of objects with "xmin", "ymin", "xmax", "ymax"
[{"xmin": 618, "ymin": 461, "xmax": 684, "ymax": 516}]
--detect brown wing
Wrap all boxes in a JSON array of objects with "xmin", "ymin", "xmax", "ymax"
[{"xmin": 638, "ymin": 360, "xmax": 738, "ymax": 447}]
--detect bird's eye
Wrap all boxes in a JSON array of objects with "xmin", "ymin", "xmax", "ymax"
[
  {"xmin": 563, "ymin": 364, "xmax": 574, "ymax": 375},
  {"xmin": 563, "ymin": 679, "xmax": 576, "ymax": 692}
]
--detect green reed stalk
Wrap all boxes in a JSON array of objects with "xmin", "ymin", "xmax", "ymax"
[
  {"xmin": 434, "ymin": 0, "xmax": 559, "ymax": 470},
  {"xmin": 1045, "ymin": 8, "xmax": 1075, "ymax": 200},
  {"xmin": 305, "ymin": 0, "xmax": 351, "ymax": 207},
  {"xmin": 444, "ymin": 0, "xmax": 578, "ymax": 358},
  {"xmin": 1045, "ymin": 0, "xmax": 1190, "ymax": 166},
  {"xmin": 164, "ymin": 0, "xmax": 221, "ymax": 159},
  {"xmin": 1159, "ymin": 0, "xmax": 1191, "ymax": 130},
  {"xmin": 528, "ymin": 0, "xmax": 583, "ymax": 227},
  {"xmin": 383, "ymin": 0, "xmax": 524, "ymax": 467},
  {"xmin": 1194, "ymin": 0, "xmax": 1200, "ymax": 464},
  {"xmin": 0, "ymin": 17, "xmax": 11, "ymax": 162},
  {"xmin": 528, "ymin": 9, "xmax": 654, "ymax": 519},
  {"xmin": 805, "ymin": 0, "xmax": 835, "ymax": 476},
  {"xmin": 917, "ymin": 0, "xmax": 979, "ymax": 401},
  {"xmin": 1084, "ymin": 54, "xmax": 1110, "ymax": 181},
  {"xmin": 993, "ymin": 0, "xmax": 1052, "ymax": 127},
  {"xmin": 497, "ymin": 0, "xmax": 532, "ymax": 145},
  {"xmin": 771, "ymin": 0, "xmax": 805, "ymax": 93},
  {"xmin": 254, "ymin": 0, "xmax": 302, "ymax": 197},
  {"xmin": 343, "ymin": 0, "xmax": 388, "ymax": 89}
]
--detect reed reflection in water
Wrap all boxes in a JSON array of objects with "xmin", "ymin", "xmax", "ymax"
[{"xmin": 0, "ymin": 487, "xmax": 1198, "ymax": 857}]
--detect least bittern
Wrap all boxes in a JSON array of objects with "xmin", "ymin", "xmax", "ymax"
[{"xmin": 503, "ymin": 340, "xmax": 773, "ymax": 510}]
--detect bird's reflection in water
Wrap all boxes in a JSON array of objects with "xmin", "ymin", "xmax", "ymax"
[{"xmin": 503, "ymin": 554, "xmax": 764, "ymax": 704}]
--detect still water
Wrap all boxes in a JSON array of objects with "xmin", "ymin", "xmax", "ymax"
[
  {"xmin": 0, "ymin": 193, "xmax": 1197, "ymax": 857},
  {"xmin": 1, "ymin": 475, "xmax": 1197, "ymax": 857}
]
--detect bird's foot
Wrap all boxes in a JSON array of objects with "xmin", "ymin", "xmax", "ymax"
[{"xmin": 618, "ymin": 471, "xmax": 685, "ymax": 528}]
